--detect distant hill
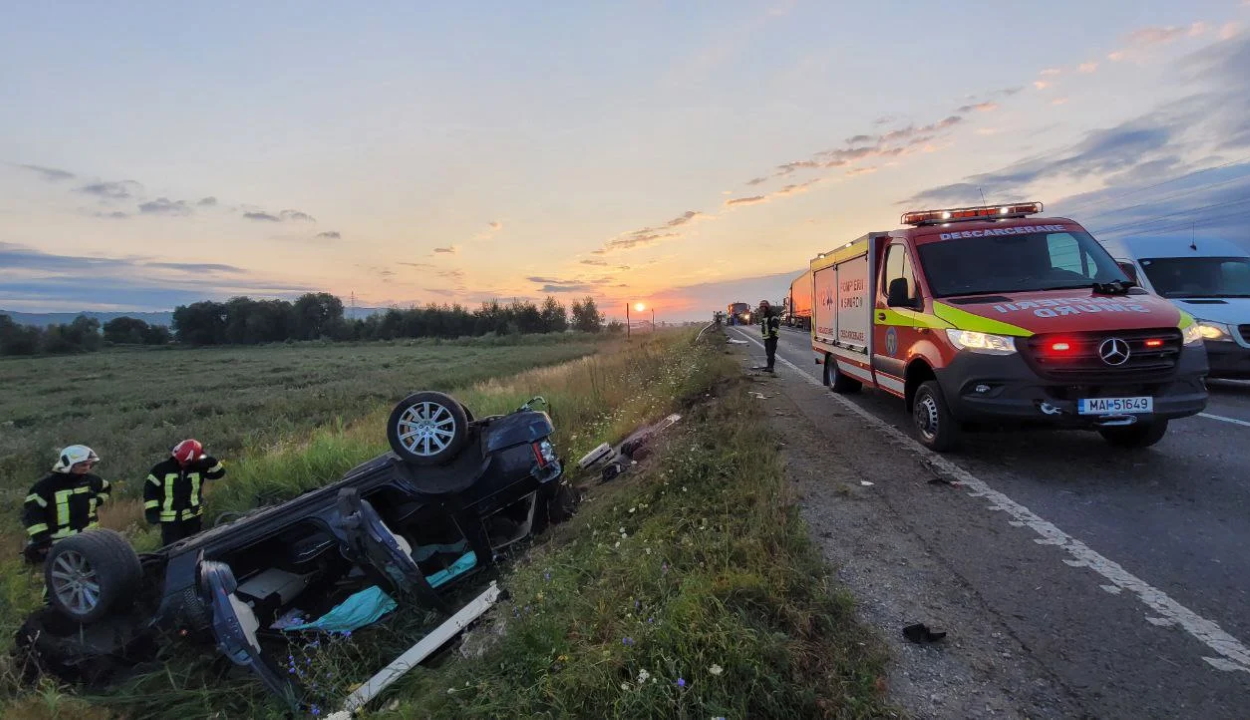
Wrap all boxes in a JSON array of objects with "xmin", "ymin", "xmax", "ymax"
[{"xmin": 0, "ymin": 309, "xmax": 175, "ymax": 328}]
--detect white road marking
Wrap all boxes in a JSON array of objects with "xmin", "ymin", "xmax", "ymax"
[
  {"xmin": 733, "ymin": 327, "xmax": 1250, "ymax": 674},
  {"xmin": 1199, "ymin": 412, "xmax": 1250, "ymax": 428}
]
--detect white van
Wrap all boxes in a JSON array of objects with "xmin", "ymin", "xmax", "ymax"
[{"xmin": 1100, "ymin": 236, "xmax": 1250, "ymax": 379}]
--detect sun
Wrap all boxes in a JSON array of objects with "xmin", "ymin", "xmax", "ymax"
[{"xmin": 634, "ymin": 302, "xmax": 646, "ymax": 312}]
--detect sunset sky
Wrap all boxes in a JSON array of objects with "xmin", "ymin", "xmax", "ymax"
[{"xmin": 4, "ymin": 1, "xmax": 1250, "ymax": 320}]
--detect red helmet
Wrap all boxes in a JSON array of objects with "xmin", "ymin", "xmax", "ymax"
[{"xmin": 172, "ymin": 439, "xmax": 204, "ymax": 465}]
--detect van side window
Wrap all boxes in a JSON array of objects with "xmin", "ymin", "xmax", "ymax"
[
  {"xmin": 1117, "ymin": 262, "xmax": 1139, "ymax": 284},
  {"xmin": 1047, "ymin": 233, "xmax": 1098, "ymax": 279},
  {"xmin": 883, "ymin": 244, "xmax": 917, "ymax": 302}
]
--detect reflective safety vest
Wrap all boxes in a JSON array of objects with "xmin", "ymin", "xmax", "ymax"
[
  {"xmin": 22, "ymin": 472, "xmax": 111, "ymax": 543},
  {"xmin": 761, "ymin": 313, "xmax": 780, "ymax": 339},
  {"xmin": 144, "ymin": 456, "xmax": 226, "ymax": 523}
]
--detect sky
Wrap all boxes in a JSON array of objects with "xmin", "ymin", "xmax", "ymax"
[{"xmin": 4, "ymin": 1, "xmax": 1250, "ymax": 320}]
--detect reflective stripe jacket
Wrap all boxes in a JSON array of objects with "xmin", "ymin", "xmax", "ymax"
[
  {"xmin": 22, "ymin": 472, "xmax": 111, "ymax": 543},
  {"xmin": 761, "ymin": 312, "xmax": 781, "ymax": 339},
  {"xmin": 144, "ymin": 456, "xmax": 225, "ymax": 524}
]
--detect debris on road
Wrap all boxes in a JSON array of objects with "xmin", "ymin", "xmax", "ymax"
[
  {"xmin": 578, "ymin": 413, "xmax": 682, "ymax": 484},
  {"xmin": 860, "ymin": 481, "xmax": 875, "ymax": 487},
  {"xmin": 727, "ymin": 338, "xmax": 749, "ymax": 345},
  {"xmin": 902, "ymin": 622, "xmax": 947, "ymax": 644}
]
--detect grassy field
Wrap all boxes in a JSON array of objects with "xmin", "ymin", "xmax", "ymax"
[
  {"xmin": 1, "ymin": 329, "xmax": 892, "ymax": 719},
  {"xmin": 0, "ymin": 335, "xmax": 604, "ymax": 543}
]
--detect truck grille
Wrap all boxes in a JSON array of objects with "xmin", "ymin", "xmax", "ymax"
[
  {"xmin": 1239, "ymin": 324, "xmax": 1250, "ymax": 343},
  {"xmin": 1022, "ymin": 328, "xmax": 1182, "ymax": 383}
]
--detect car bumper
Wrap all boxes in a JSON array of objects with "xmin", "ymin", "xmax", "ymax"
[
  {"xmin": 1205, "ymin": 341, "xmax": 1250, "ymax": 379},
  {"xmin": 936, "ymin": 345, "xmax": 1209, "ymax": 426}
]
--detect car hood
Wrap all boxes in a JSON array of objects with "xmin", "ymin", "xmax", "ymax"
[
  {"xmin": 1171, "ymin": 297, "xmax": 1250, "ymax": 325},
  {"xmin": 933, "ymin": 289, "xmax": 1185, "ymax": 336}
]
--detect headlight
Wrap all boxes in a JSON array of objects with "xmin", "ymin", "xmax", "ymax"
[
  {"xmin": 1194, "ymin": 320, "xmax": 1234, "ymax": 343},
  {"xmin": 945, "ymin": 329, "xmax": 1017, "ymax": 355}
]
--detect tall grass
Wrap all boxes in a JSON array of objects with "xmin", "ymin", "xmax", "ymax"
[{"xmin": 1, "ymin": 330, "xmax": 739, "ymax": 719}]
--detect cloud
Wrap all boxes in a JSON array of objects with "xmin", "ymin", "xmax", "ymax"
[
  {"xmin": 433, "ymin": 246, "xmax": 457, "ymax": 254},
  {"xmin": 605, "ymin": 232, "xmax": 678, "ymax": 251},
  {"xmin": 146, "ymin": 262, "xmax": 245, "ymax": 274},
  {"xmin": 846, "ymin": 134, "xmax": 875, "ymax": 145},
  {"xmin": 540, "ymin": 284, "xmax": 596, "ymax": 293},
  {"xmin": 398, "ymin": 262, "xmax": 433, "ymax": 269},
  {"xmin": 138, "ymin": 197, "xmax": 192, "ymax": 216},
  {"xmin": 316, "ymin": 231, "xmax": 342, "ymax": 239},
  {"xmin": 1052, "ymin": 97, "xmax": 1070, "ymax": 106},
  {"xmin": 1220, "ymin": 22, "xmax": 1241, "ymax": 41},
  {"xmin": 17, "ymin": 164, "xmax": 74, "ymax": 182},
  {"xmin": 846, "ymin": 167, "xmax": 878, "ymax": 177},
  {"xmin": 78, "ymin": 180, "xmax": 142, "ymax": 200},
  {"xmin": 279, "ymin": 209, "xmax": 316, "ymax": 222},
  {"xmin": 1079, "ymin": 62, "xmax": 1099, "ymax": 73},
  {"xmin": 94, "ymin": 211, "xmax": 129, "ymax": 219},
  {"xmin": 489, "ymin": 221, "xmax": 502, "ymax": 230},
  {"xmin": 956, "ymin": 102, "xmax": 999, "ymax": 113},
  {"xmin": 197, "ymin": 196, "xmax": 218, "ymax": 207},
  {"xmin": 243, "ymin": 211, "xmax": 281, "ymax": 222},
  {"xmin": 1129, "ymin": 25, "xmax": 1199, "ymax": 46},
  {"xmin": 1108, "ymin": 50, "xmax": 1127, "ymax": 62},
  {"xmin": 664, "ymin": 210, "xmax": 705, "ymax": 227},
  {"xmin": 437, "ymin": 268, "xmax": 465, "ymax": 282},
  {"xmin": 976, "ymin": 127, "xmax": 1000, "ymax": 136},
  {"xmin": 724, "ymin": 195, "xmax": 768, "ymax": 207},
  {"xmin": 1033, "ymin": 80, "xmax": 1052, "ymax": 90},
  {"xmin": 580, "ymin": 259, "xmax": 608, "ymax": 266},
  {"xmin": 1039, "ymin": 68, "xmax": 1062, "ymax": 76},
  {"xmin": 745, "ymin": 177, "xmax": 769, "ymax": 186}
]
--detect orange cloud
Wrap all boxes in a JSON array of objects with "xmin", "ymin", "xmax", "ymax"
[
  {"xmin": 1033, "ymin": 80, "xmax": 1052, "ymax": 90},
  {"xmin": 1078, "ymin": 62, "xmax": 1099, "ymax": 73},
  {"xmin": 1052, "ymin": 97, "xmax": 1070, "ymax": 106},
  {"xmin": 1040, "ymin": 68, "xmax": 1062, "ymax": 76}
]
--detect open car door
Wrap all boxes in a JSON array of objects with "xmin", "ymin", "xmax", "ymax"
[
  {"xmin": 199, "ymin": 558, "xmax": 298, "ymax": 709},
  {"xmin": 334, "ymin": 488, "xmax": 452, "ymax": 611}
]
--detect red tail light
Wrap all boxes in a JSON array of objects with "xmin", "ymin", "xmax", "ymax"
[
  {"xmin": 1144, "ymin": 338, "xmax": 1164, "ymax": 348},
  {"xmin": 532, "ymin": 442, "xmax": 548, "ymax": 468}
]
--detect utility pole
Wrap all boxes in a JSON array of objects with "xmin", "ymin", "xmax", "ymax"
[
  {"xmin": 625, "ymin": 303, "xmax": 631, "ymax": 339},
  {"xmin": 350, "ymin": 291, "xmax": 356, "ymax": 320},
  {"xmin": 651, "ymin": 308, "xmax": 655, "ymax": 331}
]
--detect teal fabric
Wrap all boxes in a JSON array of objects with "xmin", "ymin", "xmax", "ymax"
[
  {"xmin": 427, "ymin": 551, "xmax": 477, "ymax": 588},
  {"xmin": 282, "ymin": 585, "xmax": 397, "ymax": 633}
]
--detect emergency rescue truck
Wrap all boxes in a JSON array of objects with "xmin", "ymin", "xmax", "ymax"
[{"xmin": 810, "ymin": 202, "xmax": 1209, "ymax": 451}]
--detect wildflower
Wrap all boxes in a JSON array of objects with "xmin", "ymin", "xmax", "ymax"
[
  {"xmin": 622, "ymin": 637, "xmax": 634, "ymax": 646},
  {"xmin": 638, "ymin": 668, "xmax": 651, "ymax": 683},
  {"xmin": 311, "ymin": 705, "xmax": 321, "ymax": 716},
  {"xmin": 645, "ymin": 547, "xmax": 652, "ymax": 555},
  {"xmin": 537, "ymin": 592, "xmax": 544, "ymax": 601},
  {"xmin": 342, "ymin": 630, "xmax": 351, "ymax": 638},
  {"xmin": 621, "ymin": 682, "xmax": 631, "ymax": 691},
  {"xmin": 677, "ymin": 677, "xmax": 687, "ymax": 687},
  {"xmin": 648, "ymin": 617, "xmax": 654, "ymax": 623},
  {"xmin": 709, "ymin": 664, "xmax": 723, "ymax": 676},
  {"xmin": 615, "ymin": 541, "xmax": 621, "ymax": 548},
  {"xmin": 662, "ymin": 563, "xmax": 669, "ymax": 575},
  {"xmin": 629, "ymin": 507, "xmax": 636, "ymax": 514},
  {"xmin": 619, "ymin": 527, "xmax": 626, "ymax": 534},
  {"xmin": 544, "ymin": 572, "xmax": 551, "ymax": 581}
]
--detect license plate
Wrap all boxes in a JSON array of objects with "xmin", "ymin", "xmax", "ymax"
[{"xmin": 1077, "ymin": 397, "xmax": 1153, "ymax": 415}]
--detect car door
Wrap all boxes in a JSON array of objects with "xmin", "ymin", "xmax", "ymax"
[
  {"xmin": 333, "ymin": 488, "xmax": 448, "ymax": 611},
  {"xmin": 873, "ymin": 241, "xmax": 921, "ymax": 397},
  {"xmin": 199, "ymin": 558, "xmax": 298, "ymax": 709}
]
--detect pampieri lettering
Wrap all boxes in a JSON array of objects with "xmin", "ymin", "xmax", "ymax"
[{"xmin": 992, "ymin": 296, "xmax": 1150, "ymax": 318}]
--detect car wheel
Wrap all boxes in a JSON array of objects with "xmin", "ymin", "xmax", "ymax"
[
  {"xmin": 913, "ymin": 381, "xmax": 960, "ymax": 452},
  {"xmin": 824, "ymin": 354, "xmax": 863, "ymax": 394},
  {"xmin": 1099, "ymin": 419, "xmax": 1169, "ymax": 448},
  {"xmin": 45, "ymin": 530, "xmax": 142, "ymax": 625},
  {"xmin": 387, "ymin": 391, "xmax": 470, "ymax": 466}
]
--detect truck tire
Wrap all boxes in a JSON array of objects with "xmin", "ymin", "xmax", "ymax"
[
  {"xmin": 44, "ymin": 530, "xmax": 142, "ymax": 625},
  {"xmin": 913, "ymin": 381, "xmax": 960, "ymax": 452},
  {"xmin": 387, "ymin": 391, "xmax": 470, "ymax": 466},
  {"xmin": 823, "ymin": 355, "xmax": 862, "ymax": 394},
  {"xmin": 1098, "ymin": 419, "xmax": 1168, "ymax": 449}
]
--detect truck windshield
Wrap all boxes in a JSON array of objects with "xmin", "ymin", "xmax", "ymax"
[
  {"xmin": 916, "ymin": 230, "xmax": 1130, "ymax": 298},
  {"xmin": 1139, "ymin": 256, "xmax": 1250, "ymax": 298}
]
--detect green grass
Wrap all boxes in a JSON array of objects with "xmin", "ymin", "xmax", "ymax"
[{"xmin": 1, "ymin": 329, "xmax": 892, "ymax": 719}]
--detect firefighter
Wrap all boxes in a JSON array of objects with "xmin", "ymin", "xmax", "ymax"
[
  {"xmin": 22, "ymin": 445, "xmax": 111, "ymax": 564},
  {"xmin": 145, "ymin": 439, "xmax": 225, "ymax": 546},
  {"xmin": 759, "ymin": 299, "xmax": 781, "ymax": 373}
]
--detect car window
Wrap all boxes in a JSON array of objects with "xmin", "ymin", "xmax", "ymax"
[
  {"xmin": 882, "ymin": 244, "xmax": 917, "ymax": 300},
  {"xmin": 1047, "ymin": 233, "xmax": 1098, "ymax": 279}
]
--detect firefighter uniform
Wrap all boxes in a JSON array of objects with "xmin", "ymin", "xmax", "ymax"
[
  {"xmin": 144, "ymin": 455, "xmax": 225, "ymax": 545},
  {"xmin": 22, "ymin": 472, "xmax": 111, "ymax": 548},
  {"xmin": 761, "ymin": 306, "xmax": 781, "ymax": 372}
]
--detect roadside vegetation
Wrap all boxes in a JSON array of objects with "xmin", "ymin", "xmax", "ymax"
[{"xmin": 1, "ymin": 328, "xmax": 891, "ymax": 719}]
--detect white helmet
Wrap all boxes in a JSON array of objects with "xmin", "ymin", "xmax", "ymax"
[{"xmin": 52, "ymin": 445, "xmax": 100, "ymax": 473}]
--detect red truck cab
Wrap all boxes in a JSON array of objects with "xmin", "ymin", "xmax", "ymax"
[{"xmin": 810, "ymin": 202, "xmax": 1209, "ymax": 451}]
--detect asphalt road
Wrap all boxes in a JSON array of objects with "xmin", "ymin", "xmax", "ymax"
[{"xmin": 730, "ymin": 325, "xmax": 1250, "ymax": 719}]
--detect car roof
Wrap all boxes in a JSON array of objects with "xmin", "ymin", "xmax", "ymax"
[{"xmin": 1098, "ymin": 235, "xmax": 1250, "ymax": 260}]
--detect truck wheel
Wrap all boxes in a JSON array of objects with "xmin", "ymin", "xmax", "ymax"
[
  {"xmin": 823, "ymin": 355, "xmax": 862, "ymax": 394},
  {"xmin": 1098, "ymin": 419, "xmax": 1169, "ymax": 449},
  {"xmin": 913, "ymin": 381, "xmax": 960, "ymax": 452},
  {"xmin": 387, "ymin": 391, "xmax": 470, "ymax": 466},
  {"xmin": 44, "ymin": 530, "xmax": 142, "ymax": 625}
]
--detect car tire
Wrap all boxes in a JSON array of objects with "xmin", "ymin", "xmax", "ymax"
[
  {"xmin": 913, "ymin": 381, "xmax": 960, "ymax": 452},
  {"xmin": 44, "ymin": 530, "xmax": 142, "ymax": 625},
  {"xmin": 387, "ymin": 391, "xmax": 470, "ymax": 466},
  {"xmin": 824, "ymin": 355, "xmax": 862, "ymax": 394},
  {"xmin": 1098, "ymin": 419, "xmax": 1169, "ymax": 449}
]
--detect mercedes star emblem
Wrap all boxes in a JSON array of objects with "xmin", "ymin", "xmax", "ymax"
[{"xmin": 1098, "ymin": 337, "xmax": 1131, "ymax": 366}]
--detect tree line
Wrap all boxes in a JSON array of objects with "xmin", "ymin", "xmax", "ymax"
[{"xmin": 0, "ymin": 293, "xmax": 607, "ymax": 355}]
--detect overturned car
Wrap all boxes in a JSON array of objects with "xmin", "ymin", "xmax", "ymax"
[{"xmin": 15, "ymin": 391, "xmax": 576, "ymax": 708}]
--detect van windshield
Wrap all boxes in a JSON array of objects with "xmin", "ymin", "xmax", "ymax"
[
  {"xmin": 1139, "ymin": 256, "xmax": 1250, "ymax": 298},
  {"xmin": 916, "ymin": 230, "xmax": 1130, "ymax": 298}
]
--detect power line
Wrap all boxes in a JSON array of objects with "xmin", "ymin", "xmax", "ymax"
[
  {"xmin": 1089, "ymin": 196, "xmax": 1250, "ymax": 237},
  {"xmin": 1060, "ymin": 152, "xmax": 1250, "ymax": 216}
]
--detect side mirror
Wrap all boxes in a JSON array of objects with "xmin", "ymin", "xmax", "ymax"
[{"xmin": 887, "ymin": 278, "xmax": 916, "ymax": 308}]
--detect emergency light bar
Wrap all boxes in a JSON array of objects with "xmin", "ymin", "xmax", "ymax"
[{"xmin": 901, "ymin": 202, "xmax": 1043, "ymax": 226}]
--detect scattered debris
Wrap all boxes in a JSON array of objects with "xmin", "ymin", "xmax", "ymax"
[
  {"xmin": 578, "ymin": 414, "xmax": 682, "ymax": 484},
  {"xmin": 726, "ymin": 338, "xmax": 749, "ymax": 345},
  {"xmin": 860, "ymin": 481, "xmax": 874, "ymax": 487},
  {"xmin": 927, "ymin": 476, "xmax": 963, "ymax": 488},
  {"xmin": 902, "ymin": 622, "xmax": 947, "ymax": 644},
  {"xmin": 749, "ymin": 392, "xmax": 769, "ymax": 400}
]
